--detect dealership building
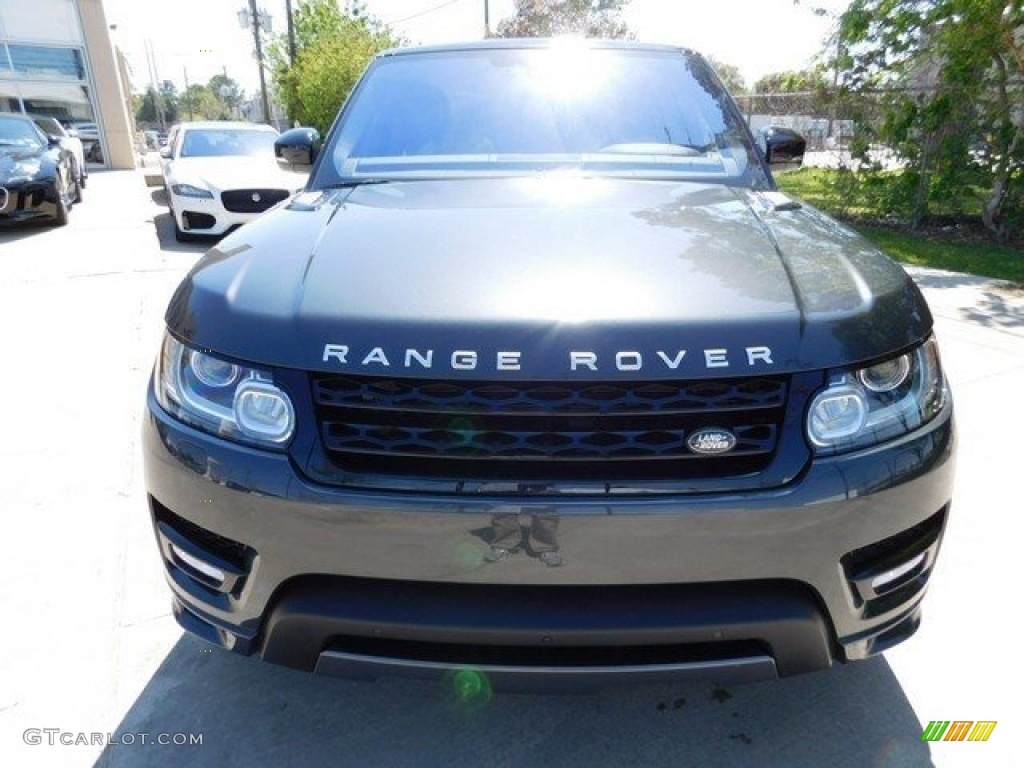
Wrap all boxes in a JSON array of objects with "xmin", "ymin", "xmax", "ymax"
[{"xmin": 0, "ymin": 0, "xmax": 135, "ymax": 169}]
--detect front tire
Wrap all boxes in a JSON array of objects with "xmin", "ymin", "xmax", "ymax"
[
  {"xmin": 52, "ymin": 178, "xmax": 70, "ymax": 227},
  {"xmin": 73, "ymin": 164, "xmax": 84, "ymax": 204}
]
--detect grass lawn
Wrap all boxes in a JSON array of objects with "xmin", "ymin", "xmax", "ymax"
[
  {"xmin": 854, "ymin": 225, "xmax": 1024, "ymax": 283},
  {"xmin": 777, "ymin": 169, "xmax": 1024, "ymax": 284}
]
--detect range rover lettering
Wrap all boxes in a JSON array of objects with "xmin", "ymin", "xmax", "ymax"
[{"xmin": 143, "ymin": 40, "xmax": 955, "ymax": 690}]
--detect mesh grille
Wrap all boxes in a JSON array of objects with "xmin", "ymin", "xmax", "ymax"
[
  {"xmin": 310, "ymin": 374, "xmax": 789, "ymax": 482},
  {"xmin": 220, "ymin": 188, "xmax": 290, "ymax": 213}
]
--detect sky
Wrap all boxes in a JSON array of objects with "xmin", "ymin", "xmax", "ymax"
[{"xmin": 103, "ymin": 0, "xmax": 850, "ymax": 97}]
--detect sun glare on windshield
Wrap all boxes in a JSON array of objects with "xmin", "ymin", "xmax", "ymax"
[{"xmin": 527, "ymin": 37, "xmax": 611, "ymax": 101}]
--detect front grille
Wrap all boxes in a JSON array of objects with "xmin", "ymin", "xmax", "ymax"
[
  {"xmin": 310, "ymin": 374, "xmax": 789, "ymax": 482},
  {"xmin": 220, "ymin": 188, "xmax": 289, "ymax": 213}
]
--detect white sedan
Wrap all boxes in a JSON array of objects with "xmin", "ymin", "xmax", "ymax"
[
  {"xmin": 30, "ymin": 115, "xmax": 87, "ymax": 198},
  {"xmin": 161, "ymin": 121, "xmax": 308, "ymax": 242}
]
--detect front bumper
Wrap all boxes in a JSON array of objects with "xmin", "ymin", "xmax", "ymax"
[
  {"xmin": 144, "ymin": 387, "xmax": 954, "ymax": 689},
  {"xmin": 168, "ymin": 188, "xmax": 290, "ymax": 237},
  {"xmin": 0, "ymin": 180, "xmax": 60, "ymax": 224},
  {"xmin": 168, "ymin": 193, "xmax": 248, "ymax": 237}
]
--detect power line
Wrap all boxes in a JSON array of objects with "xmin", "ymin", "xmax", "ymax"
[{"xmin": 386, "ymin": 0, "xmax": 464, "ymax": 26}]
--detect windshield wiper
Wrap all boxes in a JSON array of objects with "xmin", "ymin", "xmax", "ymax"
[
  {"xmin": 317, "ymin": 178, "xmax": 393, "ymax": 190},
  {"xmin": 597, "ymin": 142, "xmax": 714, "ymax": 157}
]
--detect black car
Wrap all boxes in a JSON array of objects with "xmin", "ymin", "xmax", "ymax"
[
  {"xmin": 757, "ymin": 125, "xmax": 807, "ymax": 165},
  {"xmin": 144, "ymin": 40, "xmax": 954, "ymax": 691},
  {"xmin": 0, "ymin": 113, "xmax": 78, "ymax": 226}
]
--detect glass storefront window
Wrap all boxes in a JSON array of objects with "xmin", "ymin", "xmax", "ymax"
[
  {"xmin": 8, "ymin": 45, "xmax": 85, "ymax": 80},
  {"xmin": 0, "ymin": 0, "xmax": 82, "ymax": 44},
  {"xmin": 17, "ymin": 81, "xmax": 94, "ymax": 122},
  {"xmin": 0, "ymin": 79, "xmax": 20, "ymax": 112}
]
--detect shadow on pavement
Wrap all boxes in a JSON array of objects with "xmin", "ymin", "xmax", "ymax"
[
  {"xmin": 910, "ymin": 268, "xmax": 1024, "ymax": 331},
  {"xmin": 95, "ymin": 634, "xmax": 932, "ymax": 767},
  {"xmin": 959, "ymin": 288, "xmax": 1024, "ymax": 331},
  {"xmin": 0, "ymin": 220, "xmax": 61, "ymax": 242},
  {"xmin": 153, "ymin": 211, "xmax": 213, "ymax": 255}
]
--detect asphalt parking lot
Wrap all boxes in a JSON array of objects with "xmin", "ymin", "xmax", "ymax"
[{"xmin": 1, "ymin": 170, "xmax": 1021, "ymax": 768}]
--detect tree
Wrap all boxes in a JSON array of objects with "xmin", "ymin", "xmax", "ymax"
[
  {"xmin": 180, "ymin": 84, "xmax": 229, "ymax": 121},
  {"xmin": 158, "ymin": 80, "xmax": 180, "ymax": 118},
  {"xmin": 706, "ymin": 56, "xmax": 746, "ymax": 94},
  {"xmin": 268, "ymin": 0, "xmax": 401, "ymax": 133},
  {"xmin": 494, "ymin": 0, "xmax": 633, "ymax": 39},
  {"xmin": 837, "ymin": 0, "xmax": 1024, "ymax": 239},
  {"xmin": 746, "ymin": 68, "xmax": 835, "ymax": 124},
  {"xmin": 135, "ymin": 87, "xmax": 163, "ymax": 126},
  {"xmin": 136, "ymin": 81, "xmax": 180, "ymax": 127},
  {"xmin": 753, "ymin": 69, "xmax": 829, "ymax": 94},
  {"xmin": 207, "ymin": 74, "xmax": 244, "ymax": 119}
]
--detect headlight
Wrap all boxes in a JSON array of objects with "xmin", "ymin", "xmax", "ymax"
[
  {"xmin": 170, "ymin": 183, "xmax": 213, "ymax": 198},
  {"xmin": 154, "ymin": 334, "xmax": 294, "ymax": 448},
  {"xmin": 807, "ymin": 336, "xmax": 946, "ymax": 454},
  {"xmin": 10, "ymin": 161, "xmax": 41, "ymax": 180}
]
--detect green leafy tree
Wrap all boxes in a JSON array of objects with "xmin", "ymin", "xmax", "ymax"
[
  {"xmin": 747, "ymin": 68, "xmax": 835, "ymax": 124},
  {"xmin": 136, "ymin": 81, "xmax": 180, "ymax": 126},
  {"xmin": 494, "ymin": 0, "xmax": 633, "ymax": 38},
  {"xmin": 837, "ymin": 0, "xmax": 1024, "ymax": 239},
  {"xmin": 753, "ymin": 69, "xmax": 829, "ymax": 94},
  {"xmin": 158, "ymin": 80, "xmax": 180, "ymax": 122},
  {"xmin": 268, "ymin": 0, "xmax": 401, "ymax": 134},
  {"xmin": 180, "ymin": 84, "xmax": 231, "ymax": 121},
  {"xmin": 706, "ymin": 56, "xmax": 746, "ymax": 94},
  {"xmin": 135, "ymin": 87, "xmax": 163, "ymax": 125},
  {"xmin": 207, "ymin": 74, "xmax": 245, "ymax": 119}
]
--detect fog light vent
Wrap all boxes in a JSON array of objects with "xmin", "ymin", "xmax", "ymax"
[
  {"xmin": 869, "ymin": 551, "xmax": 928, "ymax": 594},
  {"xmin": 841, "ymin": 507, "xmax": 947, "ymax": 614},
  {"xmin": 150, "ymin": 497, "xmax": 255, "ymax": 596},
  {"xmin": 170, "ymin": 542, "xmax": 227, "ymax": 587}
]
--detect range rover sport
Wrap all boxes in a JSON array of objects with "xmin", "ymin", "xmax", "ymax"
[{"xmin": 143, "ymin": 39, "xmax": 955, "ymax": 690}]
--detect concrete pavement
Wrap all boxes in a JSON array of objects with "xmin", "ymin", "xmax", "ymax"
[{"xmin": 0, "ymin": 170, "xmax": 1021, "ymax": 767}]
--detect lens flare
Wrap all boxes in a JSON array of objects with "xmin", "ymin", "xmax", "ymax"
[{"xmin": 443, "ymin": 668, "xmax": 493, "ymax": 711}]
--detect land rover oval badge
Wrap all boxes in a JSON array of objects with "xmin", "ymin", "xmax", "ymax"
[{"xmin": 688, "ymin": 427, "xmax": 737, "ymax": 455}]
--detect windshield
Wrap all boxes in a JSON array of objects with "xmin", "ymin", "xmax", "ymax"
[
  {"xmin": 0, "ymin": 117, "xmax": 45, "ymax": 149},
  {"xmin": 180, "ymin": 129, "xmax": 277, "ymax": 158},
  {"xmin": 319, "ymin": 45, "xmax": 759, "ymax": 186},
  {"xmin": 33, "ymin": 117, "xmax": 63, "ymax": 136}
]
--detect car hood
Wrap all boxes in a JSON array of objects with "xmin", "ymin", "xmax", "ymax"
[
  {"xmin": 166, "ymin": 156, "xmax": 304, "ymax": 192},
  {"xmin": 166, "ymin": 177, "xmax": 931, "ymax": 380},
  {"xmin": 0, "ymin": 146, "xmax": 45, "ymax": 181}
]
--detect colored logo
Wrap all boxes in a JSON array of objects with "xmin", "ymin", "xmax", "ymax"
[{"xmin": 921, "ymin": 721, "xmax": 997, "ymax": 742}]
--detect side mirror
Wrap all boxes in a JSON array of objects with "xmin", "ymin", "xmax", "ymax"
[
  {"xmin": 159, "ymin": 146, "xmax": 173, "ymax": 160},
  {"xmin": 46, "ymin": 134, "xmax": 63, "ymax": 147},
  {"xmin": 66, "ymin": 128, "xmax": 80, "ymax": 139},
  {"xmin": 758, "ymin": 127, "xmax": 805, "ymax": 172},
  {"xmin": 275, "ymin": 127, "xmax": 321, "ymax": 168}
]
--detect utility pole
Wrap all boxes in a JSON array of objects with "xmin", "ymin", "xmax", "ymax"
[
  {"xmin": 247, "ymin": 0, "xmax": 271, "ymax": 124},
  {"xmin": 484, "ymin": 0, "xmax": 491, "ymax": 37},
  {"xmin": 183, "ymin": 66, "xmax": 194, "ymax": 121},
  {"xmin": 285, "ymin": 0, "xmax": 296, "ymax": 64},
  {"xmin": 144, "ymin": 39, "xmax": 166, "ymax": 131}
]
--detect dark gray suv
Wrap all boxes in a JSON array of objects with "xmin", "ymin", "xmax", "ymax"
[{"xmin": 143, "ymin": 39, "xmax": 955, "ymax": 691}]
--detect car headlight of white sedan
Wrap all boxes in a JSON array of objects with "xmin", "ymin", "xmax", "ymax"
[{"xmin": 170, "ymin": 183, "xmax": 214, "ymax": 199}]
